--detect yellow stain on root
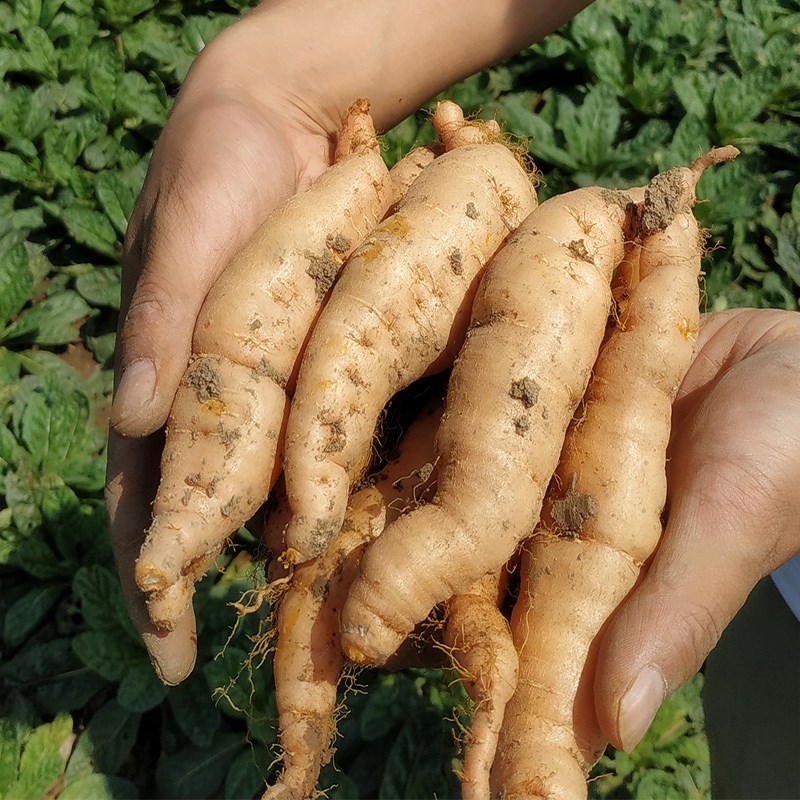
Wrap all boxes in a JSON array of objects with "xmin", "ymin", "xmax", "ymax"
[
  {"xmin": 201, "ymin": 398, "xmax": 227, "ymax": 415},
  {"xmin": 359, "ymin": 215, "xmax": 412, "ymax": 265},
  {"xmin": 677, "ymin": 317, "xmax": 697, "ymax": 340},
  {"xmin": 342, "ymin": 642, "xmax": 370, "ymax": 665},
  {"xmin": 281, "ymin": 603, "xmax": 301, "ymax": 637}
]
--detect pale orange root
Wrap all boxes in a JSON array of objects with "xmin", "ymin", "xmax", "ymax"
[
  {"xmin": 491, "ymin": 151, "xmax": 737, "ymax": 800},
  {"xmin": 445, "ymin": 572, "xmax": 518, "ymax": 800},
  {"xmin": 263, "ymin": 396, "xmax": 445, "ymax": 798},
  {"xmin": 339, "ymin": 184, "xmax": 640, "ymax": 666},
  {"xmin": 283, "ymin": 102, "xmax": 537, "ymax": 561},
  {"xmin": 134, "ymin": 103, "xmax": 394, "ymax": 628},
  {"xmin": 387, "ymin": 143, "xmax": 443, "ymax": 207},
  {"xmin": 263, "ymin": 487, "xmax": 385, "ymax": 800}
]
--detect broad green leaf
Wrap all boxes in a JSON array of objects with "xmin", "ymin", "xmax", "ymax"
[
  {"xmin": 4, "ymin": 469, "xmax": 43, "ymax": 535},
  {"xmin": 0, "ymin": 242, "xmax": 35, "ymax": 329},
  {"xmin": 713, "ymin": 72, "xmax": 765, "ymax": 132},
  {"xmin": 168, "ymin": 673, "xmax": 223, "ymax": 748},
  {"xmin": 73, "ymin": 564, "xmax": 137, "ymax": 638},
  {"xmin": 13, "ymin": 376, "xmax": 105, "ymax": 488},
  {"xmin": 72, "ymin": 630, "xmax": 143, "ymax": 682},
  {"xmin": 64, "ymin": 700, "xmax": 140, "ymax": 782},
  {"xmin": 58, "ymin": 773, "xmax": 140, "ymax": 800},
  {"xmin": 3, "ymin": 583, "xmax": 65, "ymax": 647},
  {"xmin": 378, "ymin": 711, "xmax": 453, "ymax": 800},
  {"xmin": 75, "ymin": 266, "xmax": 121, "ymax": 309},
  {"xmin": 99, "ymin": 0, "xmax": 156, "ymax": 28},
  {"xmin": 0, "ymin": 150, "xmax": 40, "ymax": 188},
  {"xmin": 117, "ymin": 661, "xmax": 169, "ymax": 712},
  {"xmin": 360, "ymin": 676, "xmax": 416, "ymax": 742},
  {"xmin": 7, "ymin": 713, "xmax": 73, "ymax": 800},
  {"xmin": 14, "ymin": 0, "xmax": 41, "ymax": 27},
  {"xmin": 155, "ymin": 733, "xmax": 244, "ymax": 800},
  {"xmin": 223, "ymin": 748, "xmax": 267, "ymax": 800},
  {"xmin": 62, "ymin": 205, "xmax": 120, "ymax": 258},
  {"xmin": 94, "ymin": 172, "xmax": 136, "ymax": 237},
  {"xmin": 17, "ymin": 25, "xmax": 57, "ymax": 79},
  {"xmin": 672, "ymin": 72, "xmax": 715, "ymax": 120},
  {"xmin": 0, "ymin": 693, "xmax": 34, "ymax": 796},
  {"xmin": 1, "ymin": 290, "xmax": 92, "ymax": 346},
  {"xmin": 777, "ymin": 213, "xmax": 800, "ymax": 288},
  {"xmin": 117, "ymin": 71, "xmax": 168, "ymax": 127},
  {"xmin": 84, "ymin": 41, "xmax": 122, "ymax": 111}
]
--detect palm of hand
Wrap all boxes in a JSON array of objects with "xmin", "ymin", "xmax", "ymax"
[
  {"xmin": 108, "ymin": 81, "xmax": 335, "ymax": 683},
  {"xmin": 593, "ymin": 307, "xmax": 800, "ymax": 753}
]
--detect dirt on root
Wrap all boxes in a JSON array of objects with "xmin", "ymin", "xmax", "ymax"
[
  {"xmin": 187, "ymin": 357, "xmax": 222, "ymax": 403},
  {"xmin": 326, "ymin": 233, "xmax": 352, "ymax": 255},
  {"xmin": 509, "ymin": 376, "xmax": 540, "ymax": 408},
  {"xmin": 550, "ymin": 473, "xmax": 596, "ymax": 538},
  {"xmin": 639, "ymin": 168, "xmax": 689, "ymax": 237},
  {"xmin": 305, "ymin": 250, "xmax": 339, "ymax": 299}
]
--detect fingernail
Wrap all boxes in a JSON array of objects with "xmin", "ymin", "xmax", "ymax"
[
  {"xmin": 618, "ymin": 664, "xmax": 667, "ymax": 752},
  {"xmin": 111, "ymin": 359, "xmax": 156, "ymax": 430}
]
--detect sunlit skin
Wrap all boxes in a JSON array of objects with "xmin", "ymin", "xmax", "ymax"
[{"xmin": 106, "ymin": 1, "xmax": 800, "ymax": 764}]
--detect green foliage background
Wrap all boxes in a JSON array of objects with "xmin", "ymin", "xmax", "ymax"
[{"xmin": 0, "ymin": 0, "xmax": 797, "ymax": 797}]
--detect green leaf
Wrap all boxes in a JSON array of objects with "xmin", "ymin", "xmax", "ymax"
[
  {"xmin": 0, "ymin": 693, "xmax": 34, "ymax": 796},
  {"xmin": 12, "ymin": 376, "xmax": 105, "ymax": 488},
  {"xmin": 7, "ymin": 712, "xmax": 73, "ymax": 800},
  {"xmin": 117, "ymin": 661, "xmax": 169, "ymax": 712},
  {"xmin": 360, "ymin": 676, "xmax": 417, "ymax": 742},
  {"xmin": 223, "ymin": 748, "xmax": 267, "ymax": 800},
  {"xmin": 0, "ymin": 242, "xmax": 35, "ymax": 329},
  {"xmin": 59, "ymin": 773, "xmax": 140, "ymax": 800},
  {"xmin": 73, "ymin": 565, "xmax": 135, "ymax": 636},
  {"xmin": 3, "ymin": 583, "xmax": 65, "ymax": 647},
  {"xmin": 0, "ymin": 150, "xmax": 41, "ymax": 188},
  {"xmin": 72, "ymin": 630, "xmax": 143, "ymax": 682},
  {"xmin": 75, "ymin": 266, "xmax": 122, "ymax": 309},
  {"xmin": 1, "ymin": 290, "xmax": 92, "ymax": 346},
  {"xmin": 17, "ymin": 25, "xmax": 57, "ymax": 79},
  {"xmin": 4, "ymin": 470, "xmax": 43, "ymax": 535},
  {"xmin": 94, "ymin": 171, "xmax": 136, "ymax": 237},
  {"xmin": 64, "ymin": 700, "xmax": 140, "ymax": 782},
  {"xmin": 155, "ymin": 733, "xmax": 244, "ymax": 800},
  {"xmin": 14, "ymin": 0, "xmax": 42, "ymax": 27},
  {"xmin": 378, "ymin": 711, "xmax": 452, "ymax": 800},
  {"xmin": 672, "ymin": 72, "xmax": 715, "ymax": 120},
  {"xmin": 168, "ymin": 673, "xmax": 223, "ymax": 748},
  {"xmin": 84, "ymin": 41, "xmax": 123, "ymax": 111},
  {"xmin": 62, "ymin": 205, "xmax": 120, "ymax": 258}
]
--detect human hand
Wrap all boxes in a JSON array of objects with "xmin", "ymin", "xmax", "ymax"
[
  {"xmin": 104, "ymin": 25, "xmax": 339, "ymax": 685},
  {"xmin": 594, "ymin": 307, "xmax": 800, "ymax": 751}
]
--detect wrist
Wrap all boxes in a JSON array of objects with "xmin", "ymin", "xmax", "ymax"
[{"xmin": 183, "ymin": 0, "xmax": 592, "ymax": 136}]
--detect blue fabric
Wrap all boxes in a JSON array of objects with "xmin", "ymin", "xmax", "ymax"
[{"xmin": 771, "ymin": 554, "xmax": 800, "ymax": 621}]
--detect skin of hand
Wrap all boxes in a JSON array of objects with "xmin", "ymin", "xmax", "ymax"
[
  {"xmin": 105, "ymin": 0, "xmax": 593, "ymax": 684},
  {"xmin": 593, "ymin": 307, "xmax": 800, "ymax": 753}
]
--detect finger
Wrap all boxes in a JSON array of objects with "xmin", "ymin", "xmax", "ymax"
[
  {"xmin": 594, "ymin": 345, "xmax": 800, "ymax": 753},
  {"xmin": 106, "ymin": 430, "xmax": 197, "ymax": 684},
  {"xmin": 110, "ymin": 97, "xmax": 300, "ymax": 437}
]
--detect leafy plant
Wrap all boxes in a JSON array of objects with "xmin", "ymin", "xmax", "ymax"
[{"xmin": 1, "ymin": 0, "xmax": 797, "ymax": 796}]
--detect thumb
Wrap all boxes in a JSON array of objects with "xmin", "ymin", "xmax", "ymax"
[
  {"xmin": 594, "ymin": 345, "xmax": 800, "ymax": 753},
  {"xmin": 110, "ymin": 96, "xmax": 300, "ymax": 437}
]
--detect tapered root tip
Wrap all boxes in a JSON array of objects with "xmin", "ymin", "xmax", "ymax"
[
  {"xmin": 690, "ymin": 144, "xmax": 740, "ymax": 178},
  {"xmin": 432, "ymin": 100, "xmax": 501, "ymax": 150},
  {"xmin": 335, "ymin": 98, "xmax": 379, "ymax": 161}
]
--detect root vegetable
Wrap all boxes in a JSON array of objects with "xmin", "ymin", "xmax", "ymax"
[
  {"xmin": 491, "ymin": 148, "xmax": 738, "ymax": 800},
  {"xmin": 281, "ymin": 101, "xmax": 538, "ymax": 561},
  {"xmin": 339, "ymin": 183, "xmax": 641, "ymax": 666},
  {"xmin": 134, "ymin": 101, "xmax": 394, "ymax": 627},
  {"xmin": 262, "ymin": 393, "xmax": 443, "ymax": 798},
  {"xmin": 444, "ymin": 571, "xmax": 518, "ymax": 800}
]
